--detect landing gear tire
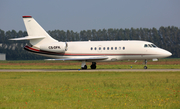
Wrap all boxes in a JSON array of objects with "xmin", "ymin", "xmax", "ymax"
[
  {"xmin": 144, "ymin": 66, "xmax": 147, "ymax": 69},
  {"xmin": 91, "ymin": 65, "xmax": 96, "ymax": 69},
  {"xmin": 91, "ymin": 62, "xmax": 96, "ymax": 69},
  {"xmin": 81, "ymin": 65, "xmax": 87, "ymax": 69},
  {"xmin": 81, "ymin": 61, "xmax": 87, "ymax": 70},
  {"xmin": 143, "ymin": 59, "xmax": 148, "ymax": 69}
]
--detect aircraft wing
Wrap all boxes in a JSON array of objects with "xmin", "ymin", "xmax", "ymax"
[{"xmin": 45, "ymin": 57, "xmax": 108, "ymax": 61}]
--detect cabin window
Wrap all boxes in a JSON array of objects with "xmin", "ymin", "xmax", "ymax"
[
  {"xmin": 111, "ymin": 47, "xmax": 113, "ymax": 50},
  {"xmin": 123, "ymin": 47, "xmax": 125, "ymax": 50},
  {"xmin": 115, "ymin": 47, "xmax": 117, "ymax": 50},
  {"xmin": 99, "ymin": 47, "xmax": 101, "ymax": 50},
  {"xmin": 107, "ymin": 47, "xmax": 109, "ymax": 50},
  {"xmin": 119, "ymin": 47, "xmax": 121, "ymax": 50},
  {"xmin": 144, "ymin": 44, "xmax": 148, "ymax": 47},
  {"xmin": 103, "ymin": 47, "xmax": 105, "ymax": 50},
  {"xmin": 94, "ymin": 47, "xmax": 97, "ymax": 50},
  {"xmin": 91, "ymin": 47, "xmax": 93, "ymax": 50}
]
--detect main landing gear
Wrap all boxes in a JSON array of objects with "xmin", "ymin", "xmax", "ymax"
[
  {"xmin": 81, "ymin": 61, "xmax": 97, "ymax": 69},
  {"xmin": 81, "ymin": 61, "xmax": 87, "ymax": 69},
  {"xmin": 144, "ymin": 59, "xmax": 148, "ymax": 69},
  {"xmin": 90, "ymin": 62, "xmax": 96, "ymax": 69}
]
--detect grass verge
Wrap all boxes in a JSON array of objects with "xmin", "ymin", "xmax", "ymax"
[
  {"xmin": 0, "ymin": 58, "xmax": 180, "ymax": 69},
  {"xmin": 0, "ymin": 64, "xmax": 179, "ymax": 69},
  {"xmin": 0, "ymin": 71, "xmax": 180, "ymax": 108}
]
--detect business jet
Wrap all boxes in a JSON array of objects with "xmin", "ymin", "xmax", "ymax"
[{"xmin": 10, "ymin": 16, "xmax": 172, "ymax": 69}]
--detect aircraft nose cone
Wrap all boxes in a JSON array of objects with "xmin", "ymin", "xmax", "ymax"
[
  {"xmin": 157, "ymin": 49, "xmax": 172, "ymax": 58},
  {"xmin": 163, "ymin": 50, "xmax": 172, "ymax": 57},
  {"xmin": 166, "ymin": 51, "xmax": 172, "ymax": 57}
]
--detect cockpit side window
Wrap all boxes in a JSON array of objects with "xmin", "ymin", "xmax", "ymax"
[
  {"xmin": 144, "ymin": 44, "xmax": 148, "ymax": 47},
  {"xmin": 148, "ymin": 44, "xmax": 152, "ymax": 47}
]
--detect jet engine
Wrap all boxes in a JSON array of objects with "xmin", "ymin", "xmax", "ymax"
[{"xmin": 40, "ymin": 42, "xmax": 68, "ymax": 53}]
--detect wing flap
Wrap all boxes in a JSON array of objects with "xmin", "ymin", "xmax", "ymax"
[
  {"xmin": 45, "ymin": 57, "xmax": 108, "ymax": 61},
  {"xmin": 9, "ymin": 36, "xmax": 46, "ymax": 40}
]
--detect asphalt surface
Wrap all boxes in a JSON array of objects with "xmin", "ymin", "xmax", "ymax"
[{"xmin": 0, "ymin": 69, "xmax": 180, "ymax": 72}]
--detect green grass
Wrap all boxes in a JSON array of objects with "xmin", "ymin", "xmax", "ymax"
[
  {"xmin": 0, "ymin": 58, "xmax": 180, "ymax": 69},
  {"xmin": 97, "ymin": 65, "xmax": 180, "ymax": 69},
  {"xmin": 0, "ymin": 64, "xmax": 179, "ymax": 69},
  {"xmin": 0, "ymin": 71, "xmax": 180, "ymax": 108}
]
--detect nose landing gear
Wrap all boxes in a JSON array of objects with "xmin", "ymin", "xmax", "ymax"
[{"xmin": 144, "ymin": 59, "xmax": 148, "ymax": 69}]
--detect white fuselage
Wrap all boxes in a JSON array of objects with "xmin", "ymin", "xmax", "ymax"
[{"xmin": 33, "ymin": 40, "xmax": 172, "ymax": 61}]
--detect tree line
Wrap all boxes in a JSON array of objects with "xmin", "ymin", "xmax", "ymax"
[{"xmin": 0, "ymin": 26, "xmax": 180, "ymax": 60}]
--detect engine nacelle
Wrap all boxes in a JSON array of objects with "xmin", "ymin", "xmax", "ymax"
[{"xmin": 40, "ymin": 42, "xmax": 67, "ymax": 53}]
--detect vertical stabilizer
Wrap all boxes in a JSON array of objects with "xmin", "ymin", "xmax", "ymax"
[{"xmin": 22, "ymin": 16, "xmax": 58, "ymax": 47}]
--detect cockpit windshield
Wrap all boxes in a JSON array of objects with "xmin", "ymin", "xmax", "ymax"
[
  {"xmin": 144, "ymin": 44, "xmax": 157, "ymax": 48},
  {"xmin": 148, "ymin": 44, "xmax": 152, "ymax": 47},
  {"xmin": 151, "ymin": 44, "xmax": 157, "ymax": 48}
]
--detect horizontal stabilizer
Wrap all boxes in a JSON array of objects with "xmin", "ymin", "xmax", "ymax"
[
  {"xmin": 45, "ymin": 57, "xmax": 108, "ymax": 61},
  {"xmin": 9, "ymin": 36, "xmax": 46, "ymax": 40}
]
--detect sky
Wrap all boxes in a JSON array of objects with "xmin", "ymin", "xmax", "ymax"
[{"xmin": 0, "ymin": 0, "xmax": 180, "ymax": 32}]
